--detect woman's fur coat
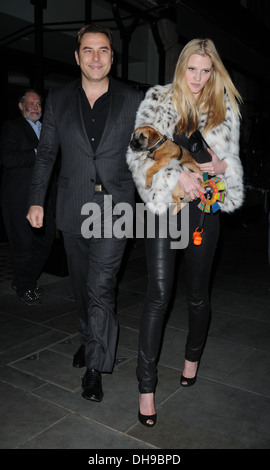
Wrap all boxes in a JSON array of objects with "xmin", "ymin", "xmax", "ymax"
[{"xmin": 126, "ymin": 84, "xmax": 244, "ymax": 214}]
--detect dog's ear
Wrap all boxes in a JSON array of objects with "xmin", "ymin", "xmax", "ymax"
[{"xmin": 148, "ymin": 129, "xmax": 160, "ymax": 147}]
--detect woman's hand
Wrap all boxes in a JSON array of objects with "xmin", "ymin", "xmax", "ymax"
[
  {"xmin": 178, "ymin": 171, "xmax": 205, "ymax": 200},
  {"xmin": 196, "ymin": 148, "xmax": 227, "ymax": 176}
]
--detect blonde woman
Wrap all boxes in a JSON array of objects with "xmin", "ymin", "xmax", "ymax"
[{"xmin": 127, "ymin": 38, "xmax": 244, "ymax": 427}]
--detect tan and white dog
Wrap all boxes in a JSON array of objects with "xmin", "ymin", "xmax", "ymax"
[{"xmin": 130, "ymin": 125, "xmax": 201, "ymax": 214}]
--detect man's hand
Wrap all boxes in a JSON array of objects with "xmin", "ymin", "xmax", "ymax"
[{"xmin": 26, "ymin": 205, "xmax": 44, "ymax": 228}]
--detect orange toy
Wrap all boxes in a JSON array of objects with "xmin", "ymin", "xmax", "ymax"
[{"xmin": 193, "ymin": 173, "xmax": 226, "ymax": 246}]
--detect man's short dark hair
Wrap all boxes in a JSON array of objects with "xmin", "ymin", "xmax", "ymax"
[{"xmin": 75, "ymin": 24, "xmax": 113, "ymax": 52}]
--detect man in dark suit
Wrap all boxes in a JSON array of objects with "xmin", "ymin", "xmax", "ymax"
[
  {"xmin": 0, "ymin": 89, "xmax": 55, "ymax": 305},
  {"xmin": 27, "ymin": 24, "xmax": 142, "ymax": 402}
]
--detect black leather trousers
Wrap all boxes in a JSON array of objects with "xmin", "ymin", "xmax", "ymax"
[{"xmin": 137, "ymin": 201, "xmax": 220, "ymax": 393}]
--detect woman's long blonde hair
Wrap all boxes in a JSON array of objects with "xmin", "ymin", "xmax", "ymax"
[{"xmin": 171, "ymin": 38, "xmax": 242, "ymax": 136}]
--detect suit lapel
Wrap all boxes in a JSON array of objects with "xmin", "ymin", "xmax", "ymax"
[
  {"xmin": 96, "ymin": 79, "xmax": 124, "ymax": 153},
  {"xmin": 68, "ymin": 84, "xmax": 94, "ymax": 155},
  {"xmin": 21, "ymin": 117, "xmax": 39, "ymax": 147}
]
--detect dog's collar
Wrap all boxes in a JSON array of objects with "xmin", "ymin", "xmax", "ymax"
[
  {"xmin": 147, "ymin": 136, "xmax": 183, "ymax": 162},
  {"xmin": 148, "ymin": 136, "xmax": 168, "ymax": 155}
]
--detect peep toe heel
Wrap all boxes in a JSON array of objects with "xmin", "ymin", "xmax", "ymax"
[
  {"xmin": 180, "ymin": 374, "xmax": 197, "ymax": 387},
  {"xmin": 180, "ymin": 360, "xmax": 199, "ymax": 387},
  {"xmin": 138, "ymin": 410, "xmax": 157, "ymax": 427}
]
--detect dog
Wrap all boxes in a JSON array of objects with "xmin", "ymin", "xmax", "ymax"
[{"xmin": 130, "ymin": 125, "xmax": 202, "ymax": 213}]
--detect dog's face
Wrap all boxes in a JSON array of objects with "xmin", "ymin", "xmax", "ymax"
[{"xmin": 130, "ymin": 126, "xmax": 162, "ymax": 152}]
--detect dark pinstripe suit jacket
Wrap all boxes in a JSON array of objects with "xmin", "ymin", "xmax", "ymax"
[{"xmin": 29, "ymin": 78, "xmax": 142, "ymax": 235}]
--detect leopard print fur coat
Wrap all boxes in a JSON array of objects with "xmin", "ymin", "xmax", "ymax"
[{"xmin": 126, "ymin": 84, "xmax": 244, "ymax": 214}]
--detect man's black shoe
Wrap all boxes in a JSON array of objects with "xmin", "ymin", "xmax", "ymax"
[
  {"xmin": 73, "ymin": 345, "xmax": 86, "ymax": 368},
  {"xmin": 19, "ymin": 289, "xmax": 41, "ymax": 306},
  {"xmin": 82, "ymin": 369, "xmax": 103, "ymax": 402},
  {"xmin": 13, "ymin": 284, "xmax": 45, "ymax": 297},
  {"xmin": 33, "ymin": 286, "xmax": 45, "ymax": 297}
]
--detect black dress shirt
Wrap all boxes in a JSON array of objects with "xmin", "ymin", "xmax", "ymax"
[{"xmin": 79, "ymin": 79, "xmax": 111, "ymax": 185}]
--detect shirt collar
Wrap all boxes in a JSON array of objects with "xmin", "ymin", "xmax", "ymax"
[
  {"xmin": 79, "ymin": 76, "xmax": 111, "ymax": 97},
  {"xmin": 27, "ymin": 119, "xmax": 41, "ymax": 128}
]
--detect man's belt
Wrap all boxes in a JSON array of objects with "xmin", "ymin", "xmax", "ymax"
[{"xmin": 94, "ymin": 184, "xmax": 103, "ymax": 192}]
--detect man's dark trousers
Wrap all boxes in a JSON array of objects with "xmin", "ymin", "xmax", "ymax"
[{"xmin": 62, "ymin": 192, "xmax": 128, "ymax": 373}]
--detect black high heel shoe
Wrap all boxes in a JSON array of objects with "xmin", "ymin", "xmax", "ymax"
[
  {"xmin": 180, "ymin": 374, "xmax": 197, "ymax": 387},
  {"xmin": 180, "ymin": 360, "xmax": 199, "ymax": 387},
  {"xmin": 138, "ymin": 410, "xmax": 157, "ymax": 427}
]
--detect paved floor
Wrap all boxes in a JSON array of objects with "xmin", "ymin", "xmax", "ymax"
[{"xmin": 0, "ymin": 209, "xmax": 270, "ymax": 450}]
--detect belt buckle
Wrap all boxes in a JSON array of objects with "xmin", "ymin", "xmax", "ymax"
[{"xmin": 95, "ymin": 184, "xmax": 102, "ymax": 192}]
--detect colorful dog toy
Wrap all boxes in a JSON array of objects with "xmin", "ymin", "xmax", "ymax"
[
  {"xmin": 198, "ymin": 173, "xmax": 226, "ymax": 213},
  {"xmin": 193, "ymin": 172, "xmax": 225, "ymax": 246}
]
